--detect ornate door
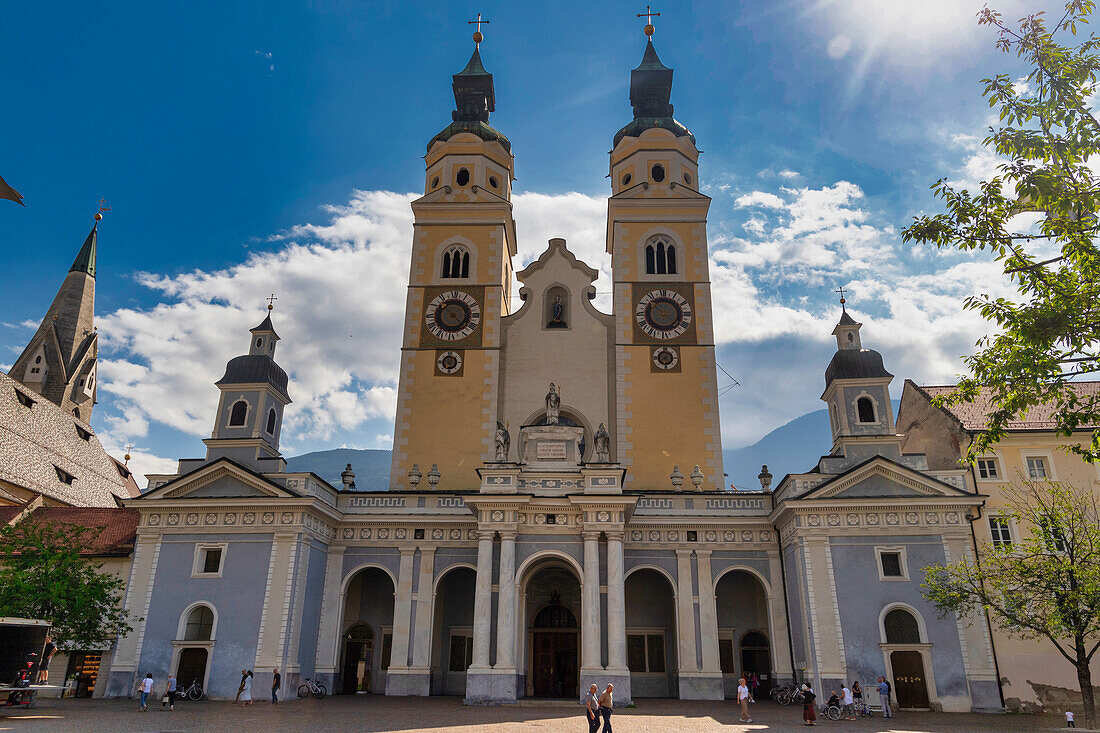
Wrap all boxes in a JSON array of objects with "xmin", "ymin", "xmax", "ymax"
[
  {"xmin": 891, "ymin": 651, "xmax": 930, "ymax": 708},
  {"xmin": 532, "ymin": 632, "xmax": 578, "ymax": 697}
]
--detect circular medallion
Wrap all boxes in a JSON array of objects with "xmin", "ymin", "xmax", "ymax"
[
  {"xmin": 425, "ymin": 290, "xmax": 481, "ymax": 341},
  {"xmin": 635, "ymin": 289, "xmax": 692, "ymax": 339},
  {"xmin": 652, "ymin": 346, "xmax": 679, "ymax": 370},
  {"xmin": 436, "ymin": 350, "xmax": 463, "ymax": 374}
]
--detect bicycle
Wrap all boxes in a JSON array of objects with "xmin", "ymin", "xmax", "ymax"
[
  {"xmin": 179, "ymin": 678, "xmax": 204, "ymax": 701},
  {"xmin": 852, "ymin": 698, "xmax": 872, "ymax": 717},
  {"xmin": 297, "ymin": 678, "xmax": 327, "ymax": 699}
]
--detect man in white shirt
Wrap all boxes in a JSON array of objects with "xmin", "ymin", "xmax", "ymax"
[
  {"xmin": 841, "ymin": 684, "xmax": 855, "ymax": 719},
  {"xmin": 737, "ymin": 676, "xmax": 753, "ymax": 723}
]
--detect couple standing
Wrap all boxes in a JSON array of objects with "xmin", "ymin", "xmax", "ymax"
[{"xmin": 584, "ymin": 683, "xmax": 614, "ymax": 732}]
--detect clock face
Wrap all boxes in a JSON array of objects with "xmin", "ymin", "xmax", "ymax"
[
  {"xmin": 652, "ymin": 346, "xmax": 679, "ymax": 371},
  {"xmin": 436, "ymin": 350, "xmax": 463, "ymax": 375},
  {"xmin": 635, "ymin": 289, "xmax": 692, "ymax": 339},
  {"xmin": 425, "ymin": 290, "xmax": 481, "ymax": 341}
]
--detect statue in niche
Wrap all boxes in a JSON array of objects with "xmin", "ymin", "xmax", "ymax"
[
  {"xmin": 594, "ymin": 423, "xmax": 611, "ymax": 462},
  {"xmin": 546, "ymin": 287, "xmax": 568, "ymax": 328},
  {"xmin": 545, "ymin": 383, "xmax": 561, "ymax": 425},
  {"xmin": 494, "ymin": 421, "xmax": 510, "ymax": 461}
]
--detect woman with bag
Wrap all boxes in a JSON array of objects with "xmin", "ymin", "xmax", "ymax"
[{"xmin": 801, "ymin": 683, "xmax": 817, "ymax": 726}]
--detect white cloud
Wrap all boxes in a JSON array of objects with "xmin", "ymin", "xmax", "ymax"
[{"xmin": 827, "ymin": 36, "xmax": 851, "ymax": 59}]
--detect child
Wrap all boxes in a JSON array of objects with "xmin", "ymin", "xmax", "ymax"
[{"xmin": 1066, "ymin": 710, "xmax": 1076, "ymax": 728}]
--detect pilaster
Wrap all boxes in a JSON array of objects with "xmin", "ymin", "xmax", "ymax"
[{"xmin": 580, "ymin": 530, "xmax": 603, "ymax": 679}]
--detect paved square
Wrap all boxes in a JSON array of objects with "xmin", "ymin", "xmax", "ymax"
[{"xmin": 0, "ymin": 697, "xmax": 1058, "ymax": 732}]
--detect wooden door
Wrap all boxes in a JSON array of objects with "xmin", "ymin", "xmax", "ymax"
[
  {"xmin": 891, "ymin": 651, "xmax": 930, "ymax": 708},
  {"xmin": 177, "ymin": 648, "xmax": 208, "ymax": 690},
  {"xmin": 532, "ymin": 633, "xmax": 577, "ymax": 697}
]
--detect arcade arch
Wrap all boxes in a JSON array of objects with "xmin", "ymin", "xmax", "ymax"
[
  {"xmin": 519, "ymin": 556, "xmax": 583, "ymax": 698},
  {"xmin": 339, "ymin": 566, "xmax": 395, "ymax": 694},
  {"xmin": 714, "ymin": 569, "xmax": 773, "ymax": 698},
  {"xmin": 624, "ymin": 567, "xmax": 678, "ymax": 698},
  {"xmin": 429, "ymin": 566, "xmax": 477, "ymax": 695}
]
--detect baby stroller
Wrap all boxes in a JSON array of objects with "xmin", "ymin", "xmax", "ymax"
[{"xmin": 3, "ymin": 653, "xmax": 39, "ymax": 707}]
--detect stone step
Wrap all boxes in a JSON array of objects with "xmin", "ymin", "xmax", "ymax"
[{"xmin": 513, "ymin": 698, "xmax": 582, "ymax": 708}]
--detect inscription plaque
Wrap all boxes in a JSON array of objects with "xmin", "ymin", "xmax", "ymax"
[{"xmin": 536, "ymin": 442, "xmax": 568, "ymax": 460}]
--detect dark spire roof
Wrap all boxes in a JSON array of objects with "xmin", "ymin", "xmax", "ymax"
[
  {"xmin": 824, "ymin": 349, "xmax": 892, "ymax": 386},
  {"xmin": 250, "ymin": 313, "xmax": 280, "ymax": 339},
  {"xmin": 614, "ymin": 39, "xmax": 695, "ymax": 148},
  {"xmin": 837, "ymin": 308, "xmax": 857, "ymax": 326},
  {"xmin": 69, "ymin": 221, "xmax": 97, "ymax": 278},
  {"xmin": 428, "ymin": 47, "xmax": 511, "ymax": 153},
  {"xmin": 216, "ymin": 355, "xmax": 291, "ymax": 402}
]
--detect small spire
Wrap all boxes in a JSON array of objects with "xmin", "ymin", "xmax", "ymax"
[{"xmin": 69, "ymin": 213, "xmax": 100, "ymax": 277}]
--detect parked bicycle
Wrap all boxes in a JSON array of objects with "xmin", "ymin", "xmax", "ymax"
[
  {"xmin": 297, "ymin": 678, "xmax": 327, "ymax": 699},
  {"xmin": 180, "ymin": 678, "xmax": 204, "ymax": 701},
  {"xmin": 852, "ymin": 698, "xmax": 873, "ymax": 717}
]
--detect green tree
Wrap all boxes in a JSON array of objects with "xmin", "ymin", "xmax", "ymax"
[
  {"xmin": 902, "ymin": 2, "xmax": 1100, "ymax": 463},
  {"xmin": 0, "ymin": 519, "xmax": 132, "ymax": 649},
  {"xmin": 923, "ymin": 480, "xmax": 1100, "ymax": 724}
]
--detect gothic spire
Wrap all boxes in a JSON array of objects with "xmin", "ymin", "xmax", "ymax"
[{"xmin": 69, "ymin": 217, "xmax": 98, "ymax": 277}]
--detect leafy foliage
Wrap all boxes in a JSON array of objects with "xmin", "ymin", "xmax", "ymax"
[
  {"xmin": 902, "ymin": 2, "xmax": 1100, "ymax": 462},
  {"xmin": 923, "ymin": 479, "xmax": 1100, "ymax": 723},
  {"xmin": 0, "ymin": 519, "xmax": 132, "ymax": 649}
]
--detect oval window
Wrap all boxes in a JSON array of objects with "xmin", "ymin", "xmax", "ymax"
[
  {"xmin": 651, "ymin": 164, "xmax": 665, "ymax": 183},
  {"xmin": 489, "ymin": 176, "xmax": 499, "ymax": 189},
  {"xmin": 430, "ymin": 176, "xmax": 440, "ymax": 189},
  {"xmin": 683, "ymin": 171, "xmax": 693, "ymax": 185},
  {"xmin": 456, "ymin": 168, "xmax": 471, "ymax": 186},
  {"xmin": 255, "ymin": 337, "xmax": 263, "ymax": 348},
  {"xmin": 621, "ymin": 173, "xmax": 632, "ymax": 186}
]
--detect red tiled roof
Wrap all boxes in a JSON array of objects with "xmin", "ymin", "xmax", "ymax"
[
  {"xmin": 0, "ymin": 505, "xmax": 26, "ymax": 525},
  {"xmin": 22, "ymin": 507, "xmax": 139, "ymax": 556},
  {"xmin": 913, "ymin": 381, "xmax": 1100, "ymax": 431}
]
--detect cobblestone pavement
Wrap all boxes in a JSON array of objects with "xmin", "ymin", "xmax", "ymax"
[{"xmin": 0, "ymin": 696, "xmax": 1070, "ymax": 732}]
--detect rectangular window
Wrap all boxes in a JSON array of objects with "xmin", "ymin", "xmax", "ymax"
[
  {"xmin": 977, "ymin": 458, "xmax": 999, "ymax": 479},
  {"xmin": 989, "ymin": 516, "xmax": 1013, "ymax": 549},
  {"xmin": 880, "ymin": 551, "xmax": 903, "ymax": 578},
  {"xmin": 202, "ymin": 548, "xmax": 223, "ymax": 574},
  {"xmin": 1027, "ymin": 457, "xmax": 1049, "ymax": 479},
  {"xmin": 448, "ymin": 634, "xmax": 473, "ymax": 672},
  {"xmin": 719, "ymin": 639, "xmax": 735, "ymax": 674},
  {"xmin": 192, "ymin": 543, "xmax": 227, "ymax": 577},
  {"xmin": 626, "ymin": 633, "xmax": 665, "ymax": 673}
]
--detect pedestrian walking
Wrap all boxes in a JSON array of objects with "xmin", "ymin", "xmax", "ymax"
[
  {"xmin": 584, "ymin": 683, "xmax": 600, "ymax": 733},
  {"xmin": 136, "ymin": 673, "xmax": 154, "ymax": 712},
  {"xmin": 737, "ymin": 676, "xmax": 753, "ymax": 723},
  {"xmin": 234, "ymin": 669, "xmax": 247, "ymax": 703},
  {"xmin": 801, "ymin": 683, "xmax": 817, "ymax": 726},
  {"xmin": 162, "ymin": 673, "xmax": 177, "ymax": 711},
  {"xmin": 240, "ymin": 670, "xmax": 253, "ymax": 706},
  {"xmin": 598, "ymin": 683, "xmax": 614, "ymax": 732},
  {"xmin": 272, "ymin": 668, "xmax": 281, "ymax": 705},
  {"xmin": 1066, "ymin": 710, "xmax": 1076, "ymax": 728},
  {"xmin": 876, "ymin": 676, "xmax": 893, "ymax": 718},
  {"xmin": 841, "ymin": 684, "xmax": 855, "ymax": 720},
  {"xmin": 37, "ymin": 636, "xmax": 56, "ymax": 683}
]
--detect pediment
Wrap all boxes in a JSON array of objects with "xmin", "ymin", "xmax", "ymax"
[
  {"xmin": 610, "ymin": 182, "xmax": 710, "ymax": 201},
  {"xmin": 412, "ymin": 185, "xmax": 510, "ymax": 206},
  {"xmin": 138, "ymin": 459, "xmax": 298, "ymax": 501},
  {"xmin": 801, "ymin": 458, "xmax": 970, "ymax": 501}
]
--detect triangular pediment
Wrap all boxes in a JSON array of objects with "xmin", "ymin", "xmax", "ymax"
[
  {"xmin": 800, "ymin": 457, "xmax": 971, "ymax": 501},
  {"xmin": 610, "ymin": 183, "xmax": 710, "ymax": 201},
  {"xmin": 138, "ymin": 458, "xmax": 299, "ymax": 501},
  {"xmin": 411, "ymin": 185, "xmax": 510, "ymax": 206}
]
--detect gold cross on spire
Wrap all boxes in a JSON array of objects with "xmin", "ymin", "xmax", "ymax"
[
  {"xmin": 835, "ymin": 285, "xmax": 848, "ymax": 307},
  {"xmin": 95, "ymin": 198, "xmax": 110, "ymax": 222},
  {"xmin": 637, "ymin": 5, "xmax": 660, "ymax": 36},
  {"xmin": 468, "ymin": 13, "xmax": 490, "ymax": 47},
  {"xmin": 266, "ymin": 293, "xmax": 278, "ymax": 311}
]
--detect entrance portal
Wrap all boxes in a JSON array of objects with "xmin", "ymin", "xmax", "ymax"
[
  {"xmin": 341, "ymin": 623, "xmax": 375, "ymax": 694},
  {"xmin": 176, "ymin": 648, "xmax": 208, "ymax": 691},
  {"xmin": 715, "ymin": 570, "xmax": 773, "ymax": 698},
  {"xmin": 891, "ymin": 651, "xmax": 930, "ymax": 709},
  {"xmin": 531, "ymin": 604, "xmax": 579, "ymax": 698}
]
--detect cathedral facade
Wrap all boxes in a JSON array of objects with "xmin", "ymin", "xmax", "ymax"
[{"xmin": 99, "ymin": 36, "xmax": 1002, "ymax": 712}]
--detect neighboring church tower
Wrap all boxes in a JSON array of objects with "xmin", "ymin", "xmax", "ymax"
[
  {"xmin": 607, "ymin": 25, "xmax": 724, "ymax": 490},
  {"xmin": 389, "ymin": 31, "xmax": 517, "ymax": 490},
  {"xmin": 10, "ymin": 213, "xmax": 101, "ymax": 421},
  {"xmin": 204, "ymin": 306, "xmax": 291, "ymax": 471}
]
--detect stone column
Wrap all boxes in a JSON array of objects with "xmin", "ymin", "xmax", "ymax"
[
  {"xmin": 675, "ymin": 550, "xmax": 699, "ymax": 672},
  {"xmin": 581, "ymin": 530, "xmax": 603, "ymax": 675},
  {"xmin": 696, "ymin": 550, "xmax": 721, "ymax": 674},
  {"xmin": 409, "ymin": 547, "xmax": 436, "ymax": 694},
  {"xmin": 495, "ymin": 532, "xmax": 517, "ymax": 671},
  {"xmin": 606, "ymin": 532, "xmax": 627, "ymax": 670},
  {"xmin": 387, "ymin": 548, "xmax": 416, "ymax": 675},
  {"xmin": 470, "ymin": 530, "xmax": 495, "ymax": 670}
]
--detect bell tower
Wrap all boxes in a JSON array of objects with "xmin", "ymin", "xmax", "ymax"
[
  {"xmin": 607, "ymin": 25, "xmax": 724, "ymax": 490},
  {"xmin": 389, "ymin": 30, "xmax": 518, "ymax": 490}
]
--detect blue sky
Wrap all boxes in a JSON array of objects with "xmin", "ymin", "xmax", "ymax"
[{"xmin": 0, "ymin": 1, "xmax": 1057, "ymax": 483}]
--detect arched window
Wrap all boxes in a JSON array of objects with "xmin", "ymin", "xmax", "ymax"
[
  {"xmin": 184, "ymin": 605, "xmax": 215, "ymax": 641},
  {"xmin": 229, "ymin": 399, "xmax": 248, "ymax": 426},
  {"xmin": 266, "ymin": 408, "xmax": 277, "ymax": 435},
  {"xmin": 644, "ymin": 237, "xmax": 677, "ymax": 275},
  {"xmin": 533, "ymin": 604, "xmax": 578, "ymax": 628},
  {"xmin": 442, "ymin": 246, "xmax": 470, "ymax": 279},
  {"xmin": 857, "ymin": 396, "xmax": 876, "ymax": 423},
  {"xmin": 884, "ymin": 609, "xmax": 920, "ymax": 644}
]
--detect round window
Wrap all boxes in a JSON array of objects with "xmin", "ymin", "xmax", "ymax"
[
  {"xmin": 456, "ymin": 168, "xmax": 471, "ymax": 186},
  {"xmin": 621, "ymin": 173, "xmax": 632, "ymax": 186},
  {"xmin": 683, "ymin": 171, "xmax": 692, "ymax": 185},
  {"xmin": 430, "ymin": 176, "xmax": 440, "ymax": 189},
  {"xmin": 255, "ymin": 337, "xmax": 263, "ymax": 348},
  {"xmin": 651, "ymin": 164, "xmax": 665, "ymax": 183},
  {"xmin": 489, "ymin": 176, "xmax": 499, "ymax": 189}
]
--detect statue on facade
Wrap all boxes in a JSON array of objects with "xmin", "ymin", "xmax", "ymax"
[
  {"xmin": 495, "ymin": 421, "xmax": 510, "ymax": 461},
  {"xmin": 551, "ymin": 295, "xmax": 564, "ymax": 324},
  {"xmin": 545, "ymin": 383, "xmax": 561, "ymax": 425},
  {"xmin": 594, "ymin": 423, "xmax": 611, "ymax": 462}
]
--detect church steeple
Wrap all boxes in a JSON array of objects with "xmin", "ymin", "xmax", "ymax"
[
  {"xmin": 9, "ymin": 214, "xmax": 101, "ymax": 421},
  {"xmin": 613, "ymin": 30, "xmax": 694, "ymax": 148},
  {"xmin": 428, "ymin": 33, "xmax": 510, "ymax": 153}
]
